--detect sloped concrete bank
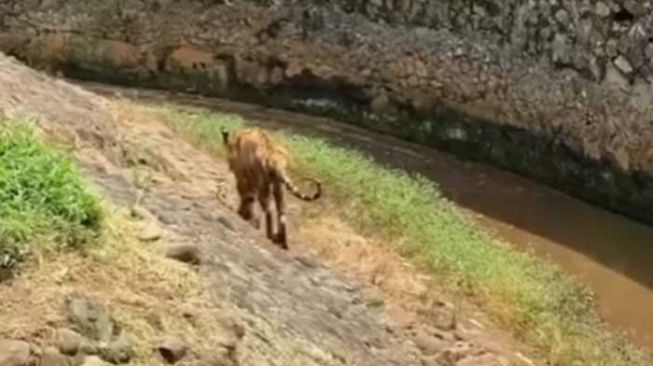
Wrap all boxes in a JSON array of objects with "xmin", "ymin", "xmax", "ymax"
[{"xmin": 2, "ymin": 0, "xmax": 653, "ymax": 224}]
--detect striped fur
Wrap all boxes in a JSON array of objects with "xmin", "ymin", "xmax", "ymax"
[{"xmin": 221, "ymin": 127, "xmax": 321, "ymax": 249}]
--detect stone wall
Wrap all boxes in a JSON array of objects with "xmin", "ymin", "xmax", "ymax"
[
  {"xmin": 314, "ymin": 0, "xmax": 653, "ymax": 99},
  {"xmin": 1, "ymin": 0, "xmax": 653, "ymax": 225}
]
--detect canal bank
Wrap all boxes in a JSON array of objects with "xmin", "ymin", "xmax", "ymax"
[
  {"xmin": 1, "ymin": 0, "xmax": 653, "ymax": 227},
  {"xmin": 78, "ymin": 80, "xmax": 653, "ymax": 353}
]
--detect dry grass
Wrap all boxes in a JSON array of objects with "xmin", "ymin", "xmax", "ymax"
[
  {"xmin": 0, "ymin": 101, "xmax": 244, "ymax": 364},
  {"xmin": 0, "ymin": 201, "xmax": 237, "ymax": 364},
  {"xmin": 294, "ymin": 203, "xmax": 525, "ymax": 352}
]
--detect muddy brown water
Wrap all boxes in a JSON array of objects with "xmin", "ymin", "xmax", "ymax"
[{"xmin": 75, "ymin": 80, "xmax": 653, "ymax": 351}]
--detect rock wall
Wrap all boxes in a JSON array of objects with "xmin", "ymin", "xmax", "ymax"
[
  {"xmin": 316, "ymin": 0, "xmax": 653, "ymax": 98},
  {"xmin": 1, "ymin": 0, "xmax": 653, "ymax": 225}
]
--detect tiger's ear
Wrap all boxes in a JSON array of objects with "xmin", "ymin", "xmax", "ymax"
[{"xmin": 221, "ymin": 128, "xmax": 230, "ymax": 145}]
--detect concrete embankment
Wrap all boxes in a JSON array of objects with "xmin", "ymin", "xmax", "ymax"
[{"xmin": 1, "ymin": 0, "xmax": 652, "ymax": 224}]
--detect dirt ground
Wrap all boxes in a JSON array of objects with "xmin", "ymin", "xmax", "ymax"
[{"xmin": 0, "ymin": 53, "xmax": 539, "ymax": 365}]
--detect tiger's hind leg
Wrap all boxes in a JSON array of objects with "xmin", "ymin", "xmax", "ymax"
[
  {"xmin": 235, "ymin": 176, "xmax": 260, "ymax": 228},
  {"xmin": 237, "ymin": 195, "xmax": 259, "ymax": 229},
  {"xmin": 258, "ymin": 183, "xmax": 274, "ymax": 242},
  {"xmin": 272, "ymin": 180, "xmax": 288, "ymax": 249}
]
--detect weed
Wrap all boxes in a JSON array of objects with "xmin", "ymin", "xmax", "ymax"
[{"xmin": 0, "ymin": 121, "xmax": 103, "ymax": 276}]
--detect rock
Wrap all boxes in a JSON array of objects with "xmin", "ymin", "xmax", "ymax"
[
  {"xmin": 623, "ymin": 1, "xmax": 646, "ymax": 17},
  {"xmin": 605, "ymin": 38, "xmax": 619, "ymax": 58},
  {"xmin": 129, "ymin": 204, "xmax": 155, "ymax": 221},
  {"xmin": 631, "ymin": 78, "xmax": 653, "ymax": 111},
  {"xmin": 361, "ymin": 287, "xmax": 385, "ymax": 308},
  {"xmin": 0, "ymin": 340, "xmax": 30, "ymax": 366},
  {"xmin": 65, "ymin": 295, "xmax": 114, "ymax": 342},
  {"xmin": 56, "ymin": 328, "xmax": 83, "ymax": 355},
  {"xmin": 177, "ymin": 303, "xmax": 203, "ymax": 326},
  {"xmin": 413, "ymin": 330, "xmax": 448, "ymax": 356},
  {"xmin": 552, "ymin": 33, "xmax": 571, "ymax": 64},
  {"xmin": 435, "ymin": 341, "xmax": 473, "ymax": 365},
  {"xmin": 178, "ymin": 303, "xmax": 198, "ymax": 319},
  {"xmin": 78, "ymin": 341, "xmax": 100, "ymax": 356},
  {"xmin": 165, "ymin": 244, "xmax": 202, "ymax": 265},
  {"xmin": 41, "ymin": 347, "xmax": 70, "ymax": 366},
  {"xmin": 370, "ymin": 92, "xmax": 390, "ymax": 114},
  {"xmin": 614, "ymin": 55, "xmax": 633, "ymax": 75},
  {"xmin": 137, "ymin": 221, "xmax": 163, "ymax": 241},
  {"xmin": 99, "ymin": 337, "xmax": 133, "ymax": 364},
  {"xmin": 595, "ymin": 2, "xmax": 611, "ymax": 17},
  {"xmin": 157, "ymin": 337, "xmax": 188, "ymax": 364},
  {"xmin": 385, "ymin": 305, "xmax": 417, "ymax": 329},
  {"xmin": 554, "ymin": 9, "xmax": 569, "ymax": 24},
  {"xmin": 80, "ymin": 356, "xmax": 109, "ymax": 366},
  {"xmin": 589, "ymin": 56, "xmax": 602, "ymax": 81},
  {"xmin": 603, "ymin": 62, "xmax": 629, "ymax": 89},
  {"xmin": 216, "ymin": 216, "xmax": 235, "ymax": 231}
]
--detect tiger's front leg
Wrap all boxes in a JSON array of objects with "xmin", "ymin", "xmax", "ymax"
[
  {"xmin": 237, "ymin": 195, "xmax": 259, "ymax": 229},
  {"xmin": 259, "ymin": 185, "xmax": 274, "ymax": 241},
  {"xmin": 272, "ymin": 181, "xmax": 288, "ymax": 250}
]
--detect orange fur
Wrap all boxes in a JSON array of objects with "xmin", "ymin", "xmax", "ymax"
[{"xmin": 222, "ymin": 127, "xmax": 321, "ymax": 249}]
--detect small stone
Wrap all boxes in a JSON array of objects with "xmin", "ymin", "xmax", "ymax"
[
  {"xmin": 614, "ymin": 55, "xmax": 633, "ymax": 75},
  {"xmin": 81, "ymin": 356, "xmax": 109, "ymax": 366},
  {"xmin": 99, "ymin": 337, "xmax": 133, "ymax": 364},
  {"xmin": 554, "ymin": 9, "xmax": 569, "ymax": 24},
  {"xmin": 413, "ymin": 330, "xmax": 448, "ymax": 356},
  {"xmin": 370, "ymin": 92, "xmax": 389, "ymax": 114},
  {"xmin": 623, "ymin": 1, "xmax": 645, "ymax": 16},
  {"xmin": 56, "ymin": 328, "xmax": 82, "ymax": 355},
  {"xmin": 157, "ymin": 337, "xmax": 188, "ymax": 364},
  {"xmin": 0, "ymin": 340, "xmax": 30, "ymax": 366},
  {"xmin": 437, "ymin": 341, "xmax": 472, "ymax": 363},
  {"xmin": 130, "ymin": 205, "xmax": 155, "ymax": 221},
  {"xmin": 361, "ymin": 287, "xmax": 385, "ymax": 308},
  {"xmin": 552, "ymin": 33, "xmax": 571, "ymax": 64},
  {"xmin": 595, "ymin": 2, "xmax": 611, "ymax": 17},
  {"xmin": 589, "ymin": 56, "xmax": 602, "ymax": 81},
  {"xmin": 385, "ymin": 305, "xmax": 417, "ymax": 329},
  {"xmin": 605, "ymin": 38, "xmax": 619, "ymax": 58},
  {"xmin": 65, "ymin": 295, "xmax": 114, "ymax": 342},
  {"xmin": 216, "ymin": 216, "xmax": 235, "ymax": 231},
  {"xmin": 137, "ymin": 222, "xmax": 163, "ymax": 242},
  {"xmin": 165, "ymin": 244, "xmax": 202, "ymax": 265},
  {"xmin": 646, "ymin": 43, "xmax": 653, "ymax": 59},
  {"xmin": 407, "ymin": 75, "xmax": 419, "ymax": 87},
  {"xmin": 604, "ymin": 62, "xmax": 629, "ymax": 89},
  {"xmin": 178, "ymin": 303, "xmax": 200, "ymax": 324},
  {"xmin": 79, "ymin": 341, "xmax": 100, "ymax": 356},
  {"xmin": 40, "ymin": 347, "xmax": 69, "ymax": 366}
]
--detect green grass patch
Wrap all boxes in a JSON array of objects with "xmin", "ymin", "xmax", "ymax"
[
  {"xmin": 151, "ymin": 104, "xmax": 648, "ymax": 366},
  {"xmin": 0, "ymin": 121, "xmax": 103, "ymax": 277}
]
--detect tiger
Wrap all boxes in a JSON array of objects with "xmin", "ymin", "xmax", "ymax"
[{"xmin": 221, "ymin": 127, "xmax": 322, "ymax": 249}]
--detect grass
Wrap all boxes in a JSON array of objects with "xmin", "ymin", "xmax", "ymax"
[
  {"xmin": 0, "ymin": 117, "xmax": 217, "ymax": 364},
  {"xmin": 0, "ymin": 204, "xmax": 207, "ymax": 364},
  {"xmin": 0, "ymin": 121, "xmax": 103, "ymax": 277},
  {"xmin": 148, "ymin": 103, "xmax": 649, "ymax": 366},
  {"xmin": 74, "ymin": 207, "xmax": 206, "ymax": 364}
]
